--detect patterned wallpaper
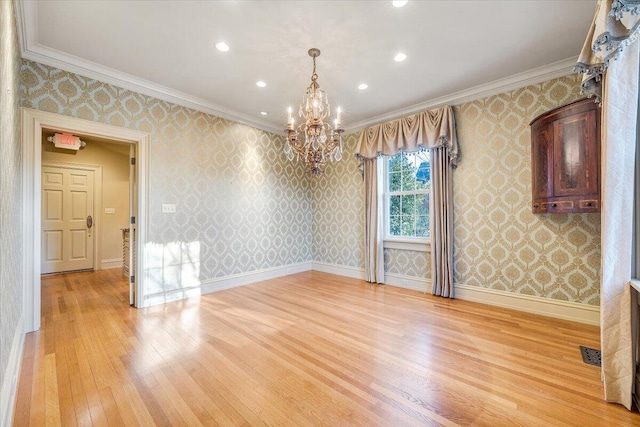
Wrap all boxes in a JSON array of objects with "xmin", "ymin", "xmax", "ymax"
[
  {"xmin": 20, "ymin": 60, "xmax": 312, "ymax": 299},
  {"xmin": 0, "ymin": 0, "xmax": 23, "ymax": 397},
  {"xmin": 311, "ymin": 132, "xmax": 364, "ymax": 268},
  {"xmin": 454, "ymin": 74, "xmax": 600, "ymax": 305},
  {"xmin": 312, "ymin": 74, "xmax": 601, "ymax": 306},
  {"xmin": 18, "ymin": 56, "xmax": 599, "ymax": 306},
  {"xmin": 385, "ymin": 248, "xmax": 430, "ymax": 279},
  {"xmin": 310, "ymin": 134, "xmax": 430, "ymax": 279}
]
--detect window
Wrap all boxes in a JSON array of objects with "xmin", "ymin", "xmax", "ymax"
[{"xmin": 384, "ymin": 151, "xmax": 430, "ymax": 240}]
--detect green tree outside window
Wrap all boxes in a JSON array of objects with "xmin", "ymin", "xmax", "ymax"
[{"xmin": 386, "ymin": 151, "xmax": 430, "ymax": 238}]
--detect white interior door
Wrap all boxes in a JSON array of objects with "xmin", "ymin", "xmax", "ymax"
[{"xmin": 42, "ymin": 165, "xmax": 95, "ymax": 274}]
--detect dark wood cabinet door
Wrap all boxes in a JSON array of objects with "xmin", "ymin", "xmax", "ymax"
[
  {"xmin": 553, "ymin": 109, "xmax": 598, "ymax": 197},
  {"xmin": 529, "ymin": 98, "xmax": 600, "ymax": 214},
  {"xmin": 531, "ymin": 121, "xmax": 553, "ymax": 200}
]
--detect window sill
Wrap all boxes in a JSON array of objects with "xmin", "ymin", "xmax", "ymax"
[{"xmin": 383, "ymin": 238, "xmax": 430, "ymax": 252}]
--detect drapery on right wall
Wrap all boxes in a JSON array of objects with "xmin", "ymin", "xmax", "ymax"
[
  {"xmin": 575, "ymin": 0, "xmax": 640, "ymax": 410},
  {"xmin": 355, "ymin": 105, "xmax": 460, "ymax": 297}
]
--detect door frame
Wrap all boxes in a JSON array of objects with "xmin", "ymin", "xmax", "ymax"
[
  {"xmin": 22, "ymin": 108, "xmax": 150, "ymax": 333},
  {"xmin": 41, "ymin": 162, "xmax": 103, "ymax": 273}
]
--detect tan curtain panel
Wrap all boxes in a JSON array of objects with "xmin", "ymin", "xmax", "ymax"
[
  {"xmin": 358, "ymin": 105, "xmax": 459, "ymax": 296},
  {"xmin": 576, "ymin": 0, "xmax": 640, "ymax": 411},
  {"xmin": 363, "ymin": 158, "xmax": 385, "ymax": 283},
  {"xmin": 355, "ymin": 106, "xmax": 460, "ymax": 166},
  {"xmin": 430, "ymin": 147, "xmax": 455, "ymax": 297}
]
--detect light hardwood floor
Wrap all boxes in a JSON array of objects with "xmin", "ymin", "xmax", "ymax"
[{"xmin": 12, "ymin": 269, "xmax": 640, "ymax": 426}]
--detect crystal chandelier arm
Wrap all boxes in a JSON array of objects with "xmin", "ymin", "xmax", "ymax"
[{"xmin": 283, "ymin": 48, "xmax": 343, "ymax": 174}]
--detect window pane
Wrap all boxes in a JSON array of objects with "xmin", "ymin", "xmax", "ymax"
[
  {"xmin": 415, "ymin": 150, "xmax": 430, "ymax": 164},
  {"xmin": 401, "ymin": 194, "xmax": 414, "ymax": 215},
  {"xmin": 389, "ymin": 195, "xmax": 401, "ymax": 216},
  {"xmin": 416, "ymin": 162, "xmax": 430, "ymax": 189},
  {"xmin": 401, "ymin": 214, "xmax": 415, "ymax": 236},
  {"xmin": 400, "ymin": 156, "xmax": 416, "ymax": 191},
  {"xmin": 389, "ymin": 155, "xmax": 402, "ymax": 171},
  {"xmin": 389, "ymin": 215, "xmax": 401, "ymax": 235},
  {"xmin": 415, "ymin": 193, "xmax": 429, "ymax": 216},
  {"xmin": 416, "ymin": 215, "xmax": 429, "ymax": 237},
  {"xmin": 389, "ymin": 172, "xmax": 401, "ymax": 192},
  {"xmin": 385, "ymin": 151, "xmax": 431, "ymax": 238}
]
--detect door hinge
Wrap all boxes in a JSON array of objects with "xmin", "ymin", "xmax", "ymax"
[
  {"xmin": 131, "ymin": 158, "xmax": 136, "ymax": 165},
  {"xmin": 130, "ymin": 275, "xmax": 135, "ymax": 284},
  {"xmin": 131, "ymin": 216, "xmax": 136, "ymax": 224}
]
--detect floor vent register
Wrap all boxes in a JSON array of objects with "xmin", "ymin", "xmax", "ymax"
[{"xmin": 579, "ymin": 346, "xmax": 601, "ymax": 367}]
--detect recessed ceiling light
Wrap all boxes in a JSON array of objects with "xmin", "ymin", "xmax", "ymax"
[
  {"xmin": 394, "ymin": 52, "xmax": 407, "ymax": 62},
  {"xmin": 358, "ymin": 83, "xmax": 369, "ymax": 90},
  {"xmin": 215, "ymin": 42, "xmax": 230, "ymax": 52},
  {"xmin": 260, "ymin": 111, "xmax": 268, "ymax": 116},
  {"xmin": 392, "ymin": 0, "xmax": 408, "ymax": 7},
  {"xmin": 256, "ymin": 81, "xmax": 267, "ymax": 88}
]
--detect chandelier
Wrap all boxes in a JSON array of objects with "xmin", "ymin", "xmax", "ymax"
[{"xmin": 284, "ymin": 48, "xmax": 344, "ymax": 174}]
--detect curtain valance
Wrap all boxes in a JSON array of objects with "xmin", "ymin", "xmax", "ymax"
[
  {"xmin": 575, "ymin": 0, "xmax": 640, "ymax": 101},
  {"xmin": 355, "ymin": 105, "xmax": 460, "ymax": 167}
]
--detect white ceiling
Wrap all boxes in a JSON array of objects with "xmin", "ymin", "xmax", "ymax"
[{"xmin": 18, "ymin": 1, "xmax": 596, "ymax": 134}]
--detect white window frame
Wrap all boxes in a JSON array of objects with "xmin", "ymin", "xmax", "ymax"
[{"xmin": 382, "ymin": 152, "xmax": 431, "ymax": 253}]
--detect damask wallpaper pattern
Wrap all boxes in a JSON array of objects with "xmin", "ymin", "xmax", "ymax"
[
  {"xmin": 311, "ymin": 132, "xmax": 364, "ymax": 268},
  {"xmin": 312, "ymin": 74, "xmax": 601, "ymax": 306},
  {"xmin": 20, "ymin": 59, "xmax": 312, "ymax": 298},
  {"xmin": 0, "ymin": 0, "xmax": 23, "ymax": 399},
  {"xmin": 454, "ymin": 74, "xmax": 600, "ymax": 305},
  {"xmin": 19, "ymin": 57, "xmax": 600, "ymax": 306},
  {"xmin": 384, "ymin": 249, "xmax": 430, "ymax": 279}
]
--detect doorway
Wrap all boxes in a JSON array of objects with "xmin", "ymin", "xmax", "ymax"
[
  {"xmin": 41, "ymin": 164, "xmax": 97, "ymax": 274},
  {"xmin": 22, "ymin": 109, "xmax": 150, "ymax": 333},
  {"xmin": 40, "ymin": 130, "xmax": 134, "ymax": 279}
]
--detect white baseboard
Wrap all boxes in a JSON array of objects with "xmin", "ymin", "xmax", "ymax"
[
  {"xmin": 384, "ymin": 273, "xmax": 429, "ymax": 292},
  {"xmin": 310, "ymin": 263, "xmax": 599, "ymax": 326},
  {"xmin": 1, "ymin": 317, "xmax": 25, "ymax": 427},
  {"xmin": 140, "ymin": 258, "xmax": 600, "ymax": 325},
  {"xmin": 454, "ymin": 284, "xmax": 600, "ymax": 326},
  {"xmin": 311, "ymin": 261, "xmax": 365, "ymax": 280},
  {"xmin": 101, "ymin": 258, "xmax": 123, "ymax": 270},
  {"xmin": 144, "ymin": 261, "xmax": 313, "ymax": 306},
  {"xmin": 310, "ymin": 264, "xmax": 428, "ymax": 292}
]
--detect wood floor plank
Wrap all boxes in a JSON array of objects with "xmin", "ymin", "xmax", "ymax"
[
  {"xmin": 28, "ymin": 339, "xmax": 46, "ymax": 426},
  {"xmin": 12, "ymin": 334, "xmax": 35, "ymax": 427},
  {"xmin": 53, "ymin": 333, "xmax": 78, "ymax": 427},
  {"xmin": 72, "ymin": 336, "xmax": 109, "ymax": 425},
  {"xmin": 12, "ymin": 269, "xmax": 640, "ymax": 426},
  {"xmin": 44, "ymin": 353, "xmax": 61, "ymax": 426},
  {"xmin": 117, "ymin": 383, "xmax": 157, "ymax": 426}
]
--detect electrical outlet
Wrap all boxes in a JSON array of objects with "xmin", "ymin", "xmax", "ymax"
[
  {"xmin": 104, "ymin": 207, "xmax": 115, "ymax": 214},
  {"xmin": 162, "ymin": 204, "xmax": 176, "ymax": 213}
]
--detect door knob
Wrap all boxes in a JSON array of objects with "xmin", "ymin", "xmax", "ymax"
[{"xmin": 87, "ymin": 215, "xmax": 93, "ymax": 228}]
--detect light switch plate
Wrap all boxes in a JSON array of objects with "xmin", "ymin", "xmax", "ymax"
[
  {"xmin": 104, "ymin": 208, "xmax": 116, "ymax": 214},
  {"xmin": 162, "ymin": 204, "xmax": 176, "ymax": 213}
]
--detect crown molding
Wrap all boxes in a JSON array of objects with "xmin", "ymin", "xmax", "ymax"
[
  {"xmin": 17, "ymin": 1, "xmax": 578, "ymax": 138},
  {"xmin": 14, "ymin": 0, "xmax": 33, "ymax": 56},
  {"xmin": 21, "ymin": 45, "xmax": 283, "ymax": 135},
  {"xmin": 17, "ymin": 1, "xmax": 281, "ymax": 135},
  {"xmin": 344, "ymin": 56, "xmax": 579, "ymax": 133}
]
